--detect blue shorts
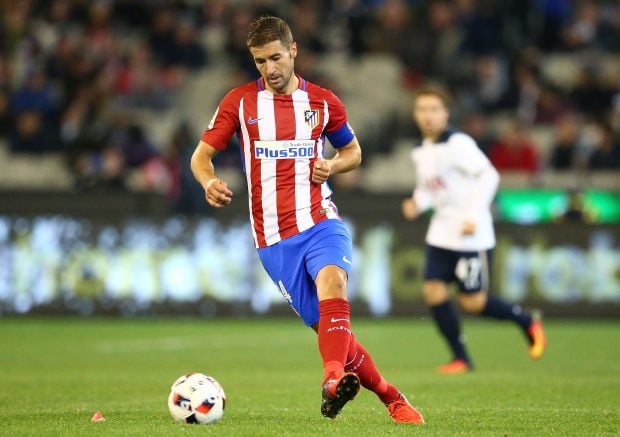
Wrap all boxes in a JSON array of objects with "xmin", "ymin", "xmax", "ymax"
[
  {"xmin": 424, "ymin": 245, "xmax": 493, "ymax": 293},
  {"xmin": 257, "ymin": 219, "xmax": 353, "ymax": 326}
]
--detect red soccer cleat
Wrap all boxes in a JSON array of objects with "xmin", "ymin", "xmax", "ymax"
[
  {"xmin": 320, "ymin": 372, "xmax": 360, "ymax": 419},
  {"xmin": 527, "ymin": 318, "xmax": 547, "ymax": 360},
  {"xmin": 387, "ymin": 394, "xmax": 425, "ymax": 424},
  {"xmin": 436, "ymin": 358, "xmax": 471, "ymax": 374}
]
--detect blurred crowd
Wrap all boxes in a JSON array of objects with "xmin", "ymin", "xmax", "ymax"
[{"xmin": 0, "ymin": 0, "xmax": 618, "ymax": 212}]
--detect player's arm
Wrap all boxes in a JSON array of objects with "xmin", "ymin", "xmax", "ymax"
[
  {"xmin": 190, "ymin": 140, "xmax": 233, "ymax": 208},
  {"xmin": 452, "ymin": 134, "xmax": 499, "ymax": 234},
  {"xmin": 314, "ymin": 91, "xmax": 362, "ymax": 185},
  {"xmin": 312, "ymin": 138, "xmax": 361, "ymax": 184},
  {"xmin": 403, "ymin": 154, "xmax": 433, "ymax": 221},
  {"xmin": 402, "ymin": 187, "xmax": 433, "ymax": 221},
  {"xmin": 462, "ymin": 165, "xmax": 499, "ymax": 234},
  {"xmin": 401, "ymin": 197, "xmax": 418, "ymax": 221}
]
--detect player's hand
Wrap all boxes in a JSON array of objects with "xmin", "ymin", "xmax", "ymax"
[
  {"xmin": 312, "ymin": 158, "xmax": 331, "ymax": 184},
  {"xmin": 401, "ymin": 198, "xmax": 418, "ymax": 220},
  {"xmin": 462, "ymin": 221, "xmax": 476, "ymax": 235},
  {"xmin": 205, "ymin": 178, "xmax": 233, "ymax": 207}
]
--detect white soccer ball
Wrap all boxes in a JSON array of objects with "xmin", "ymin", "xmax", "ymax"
[{"xmin": 167, "ymin": 373, "xmax": 226, "ymax": 424}]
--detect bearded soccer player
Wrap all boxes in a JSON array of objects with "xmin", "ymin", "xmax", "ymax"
[
  {"xmin": 402, "ymin": 86, "xmax": 547, "ymax": 373},
  {"xmin": 190, "ymin": 16, "xmax": 424, "ymax": 423}
]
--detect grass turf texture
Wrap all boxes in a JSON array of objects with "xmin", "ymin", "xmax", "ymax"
[{"xmin": 0, "ymin": 317, "xmax": 618, "ymax": 436}]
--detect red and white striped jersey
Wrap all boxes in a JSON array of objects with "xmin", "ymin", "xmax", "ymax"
[{"xmin": 201, "ymin": 75, "xmax": 355, "ymax": 248}]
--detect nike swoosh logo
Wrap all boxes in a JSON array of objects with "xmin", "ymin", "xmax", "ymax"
[
  {"xmin": 330, "ymin": 318, "xmax": 348, "ymax": 323},
  {"xmin": 342, "ymin": 256, "xmax": 352, "ymax": 265},
  {"xmin": 247, "ymin": 116, "xmax": 263, "ymax": 124}
]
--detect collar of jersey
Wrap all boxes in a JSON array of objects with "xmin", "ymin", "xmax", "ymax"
[
  {"xmin": 257, "ymin": 74, "xmax": 306, "ymax": 94},
  {"xmin": 423, "ymin": 128, "xmax": 456, "ymax": 145}
]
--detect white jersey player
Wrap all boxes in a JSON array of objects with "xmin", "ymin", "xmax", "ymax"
[
  {"xmin": 409, "ymin": 128, "xmax": 498, "ymax": 252},
  {"xmin": 402, "ymin": 86, "xmax": 546, "ymax": 373}
]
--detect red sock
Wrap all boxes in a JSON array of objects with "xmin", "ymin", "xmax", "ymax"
[
  {"xmin": 345, "ymin": 335, "xmax": 401, "ymax": 404},
  {"xmin": 318, "ymin": 298, "xmax": 352, "ymax": 383}
]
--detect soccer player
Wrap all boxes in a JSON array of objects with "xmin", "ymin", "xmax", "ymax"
[
  {"xmin": 191, "ymin": 16, "xmax": 424, "ymax": 423},
  {"xmin": 402, "ymin": 86, "xmax": 547, "ymax": 374}
]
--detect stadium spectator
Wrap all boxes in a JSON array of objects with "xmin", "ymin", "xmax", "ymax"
[
  {"xmin": 489, "ymin": 120, "xmax": 540, "ymax": 173},
  {"xmin": 59, "ymin": 86, "xmax": 104, "ymax": 149},
  {"xmin": 586, "ymin": 121, "xmax": 620, "ymax": 170},
  {"xmin": 114, "ymin": 41, "xmax": 177, "ymax": 111},
  {"xmin": 10, "ymin": 110, "xmax": 60, "ymax": 153},
  {"xmin": 225, "ymin": 7, "xmax": 258, "ymax": 79},
  {"xmin": 290, "ymin": 0, "xmax": 327, "ymax": 55},
  {"xmin": 461, "ymin": 111, "xmax": 495, "ymax": 156},
  {"xmin": 115, "ymin": 124, "xmax": 159, "ymax": 169},
  {"xmin": 197, "ymin": 0, "xmax": 233, "ymax": 60},
  {"xmin": 166, "ymin": 19, "xmax": 208, "ymax": 71},
  {"xmin": 561, "ymin": 2, "xmax": 601, "ymax": 51},
  {"xmin": 535, "ymin": 0, "xmax": 571, "ymax": 51},
  {"xmin": 459, "ymin": 0, "xmax": 505, "ymax": 56},
  {"xmin": 158, "ymin": 120, "xmax": 218, "ymax": 215},
  {"xmin": 570, "ymin": 67, "xmax": 613, "ymax": 117},
  {"xmin": 548, "ymin": 113, "xmax": 583, "ymax": 170},
  {"xmin": 0, "ymin": 0, "xmax": 617, "ymax": 196},
  {"xmin": 131, "ymin": 121, "xmax": 196, "ymax": 205},
  {"xmin": 84, "ymin": 1, "xmax": 115, "ymax": 60},
  {"xmin": 9, "ymin": 69, "xmax": 57, "ymax": 117},
  {"xmin": 467, "ymin": 55, "xmax": 512, "ymax": 111},
  {"xmin": 0, "ymin": 88, "xmax": 11, "ymax": 137},
  {"xmin": 368, "ymin": 0, "xmax": 418, "ymax": 74},
  {"xmin": 534, "ymin": 84, "xmax": 574, "ymax": 124},
  {"xmin": 73, "ymin": 145, "xmax": 125, "ymax": 191},
  {"xmin": 147, "ymin": 7, "xmax": 178, "ymax": 67},
  {"xmin": 511, "ymin": 61, "xmax": 542, "ymax": 124}
]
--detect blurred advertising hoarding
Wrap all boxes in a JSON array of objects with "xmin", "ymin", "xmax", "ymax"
[{"xmin": 0, "ymin": 213, "xmax": 617, "ymax": 317}]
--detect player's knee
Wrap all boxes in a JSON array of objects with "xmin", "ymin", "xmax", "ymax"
[
  {"xmin": 423, "ymin": 281, "xmax": 449, "ymax": 306},
  {"xmin": 316, "ymin": 265, "xmax": 348, "ymax": 300},
  {"xmin": 458, "ymin": 292, "xmax": 487, "ymax": 314}
]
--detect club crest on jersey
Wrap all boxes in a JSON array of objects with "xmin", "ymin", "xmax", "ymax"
[{"xmin": 304, "ymin": 109, "xmax": 320, "ymax": 129}]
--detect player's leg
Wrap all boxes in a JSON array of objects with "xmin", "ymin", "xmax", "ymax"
[
  {"xmin": 309, "ymin": 322, "xmax": 423, "ymax": 423},
  {"xmin": 456, "ymin": 250, "xmax": 547, "ymax": 360},
  {"xmin": 344, "ymin": 334, "xmax": 424, "ymax": 423},
  {"xmin": 315, "ymin": 265, "xmax": 353, "ymax": 383},
  {"xmin": 314, "ymin": 266, "xmax": 362, "ymax": 419},
  {"xmin": 307, "ymin": 220, "xmax": 422, "ymax": 422},
  {"xmin": 257, "ymin": 226, "xmax": 358, "ymax": 419},
  {"xmin": 305, "ymin": 220, "xmax": 360, "ymax": 418},
  {"xmin": 425, "ymin": 280, "xmax": 472, "ymax": 372},
  {"xmin": 458, "ymin": 291, "xmax": 546, "ymax": 359},
  {"xmin": 308, "ymin": 221, "xmax": 423, "ymax": 422},
  {"xmin": 308, "ymin": 282, "xmax": 424, "ymax": 422},
  {"xmin": 424, "ymin": 245, "xmax": 472, "ymax": 372}
]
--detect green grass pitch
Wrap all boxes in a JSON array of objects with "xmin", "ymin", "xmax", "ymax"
[{"xmin": 1, "ymin": 317, "xmax": 619, "ymax": 436}]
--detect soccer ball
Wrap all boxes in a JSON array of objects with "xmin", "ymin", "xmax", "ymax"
[{"xmin": 167, "ymin": 373, "xmax": 226, "ymax": 424}]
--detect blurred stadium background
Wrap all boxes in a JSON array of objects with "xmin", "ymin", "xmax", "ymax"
[{"xmin": 0, "ymin": 0, "xmax": 618, "ymax": 319}]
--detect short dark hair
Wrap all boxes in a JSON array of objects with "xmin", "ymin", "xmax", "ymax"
[
  {"xmin": 247, "ymin": 16, "xmax": 293, "ymax": 49},
  {"xmin": 414, "ymin": 85, "xmax": 451, "ymax": 109}
]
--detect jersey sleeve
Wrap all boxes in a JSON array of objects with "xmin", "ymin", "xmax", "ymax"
[
  {"xmin": 449, "ymin": 133, "xmax": 491, "ymax": 175},
  {"xmin": 323, "ymin": 90, "xmax": 355, "ymax": 148},
  {"xmin": 410, "ymin": 149, "xmax": 434, "ymax": 213},
  {"xmin": 449, "ymin": 133, "xmax": 500, "ymax": 222},
  {"xmin": 413, "ymin": 186, "xmax": 434, "ymax": 213},
  {"xmin": 200, "ymin": 89, "xmax": 241, "ymax": 151}
]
